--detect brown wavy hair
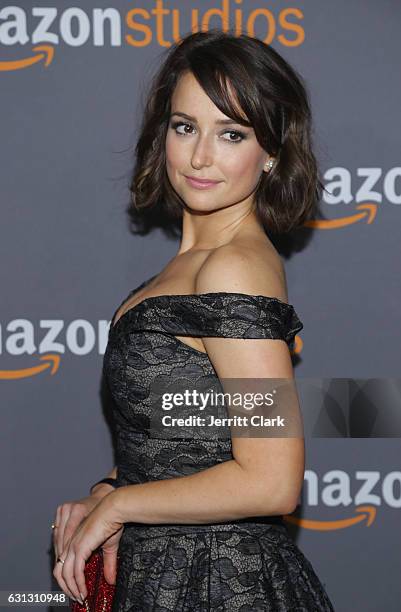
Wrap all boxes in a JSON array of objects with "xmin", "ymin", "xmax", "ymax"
[{"xmin": 130, "ymin": 29, "xmax": 324, "ymax": 235}]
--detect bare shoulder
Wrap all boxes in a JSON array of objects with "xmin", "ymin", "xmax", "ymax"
[{"xmin": 195, "ymin": 237, "xmax": 288, "ymax": 303}]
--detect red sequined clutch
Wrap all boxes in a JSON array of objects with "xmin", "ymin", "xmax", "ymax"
[{"xmin": 70, "ymin": 548, "xmax": 116, "ymax": 612}]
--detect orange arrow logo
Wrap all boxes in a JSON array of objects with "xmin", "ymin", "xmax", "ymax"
[
  {"xmin": 0, "ymin": 354, "xmax": 60, "ymax": 379},
  {"xmin": 292, "ymin": 335, "xmax": 303, "ymax": 355},
  {"xmin": 284, "ymin": 505, "xmax": 376, "ymax": 530},
  {"xmin": 304, "ymin": 203, "xmax": 377, "ymax": 229},
  {"xmin": 0, "ymin": 45, "xmax": 54, "ymax": 71}
]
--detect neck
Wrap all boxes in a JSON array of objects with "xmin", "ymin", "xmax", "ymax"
[{"xmin": 177, "ymin": 201, "xmax": 262, "ymax": 254}]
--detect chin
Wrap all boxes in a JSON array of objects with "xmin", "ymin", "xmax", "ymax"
[
  {"xmin": 183, "ymin": 199, "xmax": 219, "ymax": 213},
  {"xmin": 181, "ymin": 194, "xmax": 222, "ymax": 211}
]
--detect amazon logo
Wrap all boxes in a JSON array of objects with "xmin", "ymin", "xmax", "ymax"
[
  {"xmin": 0, "ymin": 3, "xmax": 304, "ymax": 71},
  {"xmin": 0, "ymin": 318, "xmax": 111, "ymax": 380},
  {"xmin": 309, "ymin": 166, "xmax": 401, "ymax": 230},
  {"xmin": 283, "ymin": 469, "xmax": 401, "ymax": 530}
]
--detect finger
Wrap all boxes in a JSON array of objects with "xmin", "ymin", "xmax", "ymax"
[
  {"xmin": 74, "ymin": 554, "xmax": 88, "ymax": 601},
  {"xmin": 62, "ymin": 513, "xmax": 83, "ymax": 553},
  {"xmin": 102, "ymin": 550, "xmax": 117, "ymax": 585},
  {"xmin": 61, "ymin": 551, "xmax": 82, "ymax": 603},
  {"xmin": 57, "ymin": 505, "xmax": 72, "ymax": 558},
  {"xmin": 53, "ymin": 560, "xmax": 78, "ymax": 602}
]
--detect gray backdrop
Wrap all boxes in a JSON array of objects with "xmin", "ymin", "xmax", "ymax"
[{"xmin": 1, "ymin": 1, "xmax": 400, "ymax": 610}]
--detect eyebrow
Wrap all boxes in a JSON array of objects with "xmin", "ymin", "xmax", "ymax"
[{"xmin": 169, "ymin": 111, "xmax": 248, "ymax": 126}]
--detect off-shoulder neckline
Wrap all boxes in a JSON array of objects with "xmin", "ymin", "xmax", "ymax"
[{"xmin": 111, "ymin": 290, "xmax": 294, "ymax": 333}]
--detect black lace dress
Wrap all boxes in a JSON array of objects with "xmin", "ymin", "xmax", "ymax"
[{"xmin": 103, "ymin": 276, "xmax": 335, "ymax": 612}]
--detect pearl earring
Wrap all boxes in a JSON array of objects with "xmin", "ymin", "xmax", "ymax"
[{"xmin": 265, "ymin": 159, "xmax": 274, "ymax": 170}]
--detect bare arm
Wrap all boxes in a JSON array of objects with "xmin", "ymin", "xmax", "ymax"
[{"xmin": 110, "ymin": 445, "xmax": 301, "ymax": 525}]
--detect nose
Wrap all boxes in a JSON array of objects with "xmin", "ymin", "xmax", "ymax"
[{"xmin": 190, "ymin": 133, "xmax": 213, "ymax": 169}]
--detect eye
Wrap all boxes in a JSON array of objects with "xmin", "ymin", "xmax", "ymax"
[
  {"xmin": 221, "ymin": 130, "xmax": 245, "ymax": 143},
  {"xmin": 171, "ymin": 121, "xmax": 194, "ymax": 135}
]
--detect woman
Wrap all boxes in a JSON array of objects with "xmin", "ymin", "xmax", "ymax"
[{"xmin": 53, "ymin": 29, "xmax": 335, "ymax": 611}]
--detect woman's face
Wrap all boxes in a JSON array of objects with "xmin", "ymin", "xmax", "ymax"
[{"xmin": 165, "ymin": 71, "xmax": 270, "ymax": 213}]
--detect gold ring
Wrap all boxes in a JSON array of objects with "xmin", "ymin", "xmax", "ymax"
[{"xmin": 57, "ymin": 557, "xmax": 65, "ymax": 565}]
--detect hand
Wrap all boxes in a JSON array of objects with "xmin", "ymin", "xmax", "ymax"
[
  {"xmin": 53, "ymin": 491, "xmax": 123, "ymax": 603},
  {"xmin": 52, "ymin": 486, "xmax": 116, "ymax": 601},
  {"xmin": 99, "ymin": 524, "xmax": 124, "ymax": 586}
]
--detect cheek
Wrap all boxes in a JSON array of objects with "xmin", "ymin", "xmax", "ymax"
[
  {"xmin": 222, "ymin": 146, "xmax": 263, "ymax": 181},
  {"xmin": 165, "ymin": 133, "xmax": 187, "ymax": 169}
]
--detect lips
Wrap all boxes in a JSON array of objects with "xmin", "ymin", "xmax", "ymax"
[
  {"xmin": 184, "ymin": 175, "xmax": 222, "ymax": 189},
  {"xmin": 185, "ymin": 176, "xmax": 221, "ymax": 184}
]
